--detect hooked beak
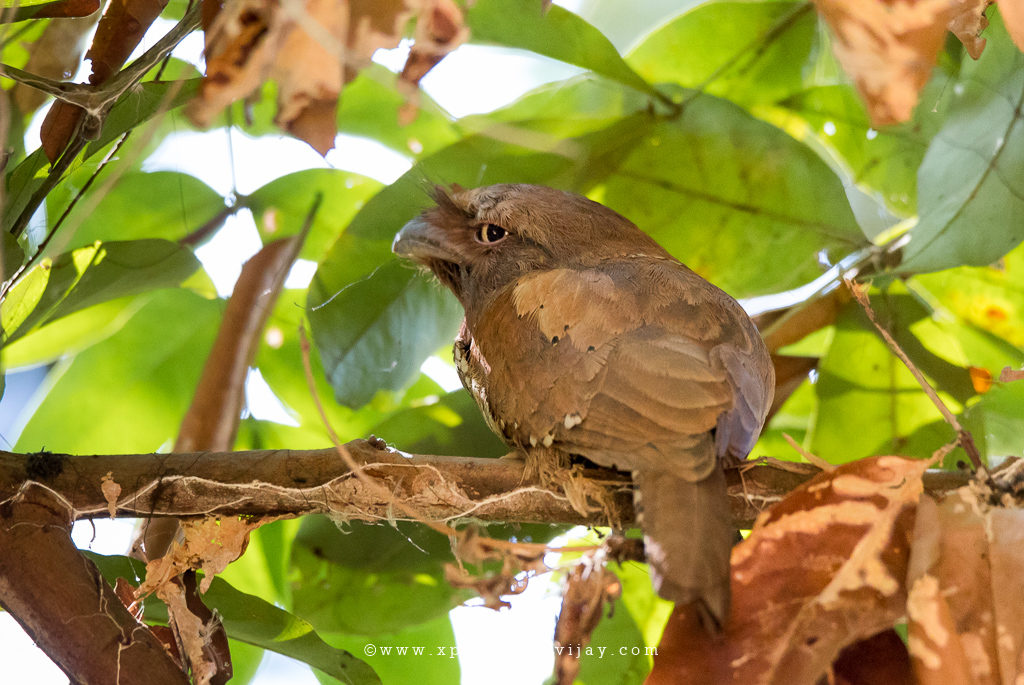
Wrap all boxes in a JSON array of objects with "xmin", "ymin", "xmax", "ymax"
[
  {"xmin": 392, "ymin": 217, "xmax": 460, "ymax": 264},
  {"xmin": 392, "ymin": 216, "xmax": 467, "ymax": 295}
]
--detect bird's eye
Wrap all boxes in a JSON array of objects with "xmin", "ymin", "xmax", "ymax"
[{"xmin": 476, "ymin": 223, "xmax": 508, "ymax": 244}]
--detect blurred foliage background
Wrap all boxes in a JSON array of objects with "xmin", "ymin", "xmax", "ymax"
[{"xmin": 1, "ymin": 0, "xmax": 1023, "ymax": 682}]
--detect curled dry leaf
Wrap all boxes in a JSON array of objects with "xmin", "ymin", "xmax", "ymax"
[
  {"xmin": 100, "ymin": 471, "xmax": 121, "ymax": 519},
  {"xmin": 553, "ymin": 552, "xmax": 620, "ymax": 685},
  {"xmin": 949, "ymin": 0, "xmax": 991, "ymax": 58},
  {"xmin": 191, "ymin": 0, "xmax": 464, "ymax": 154},
  {"xmin": 137, "ymin": 516, "xmax": 263, "ymax": 598},
  {"xmin": 444, "ymin": 526, "xmax": 549, "ymax": 609},
  {"xmin": 444, "ymin": 561, "xmax": 528, "ymax": 611},
  {"xmin": 813, "ymin": 0, "xmax": 986, "ymax": 125},
  {"xmin": 158, "ymin": 577, "xmax": 224, "ymax": 685},
  {"xmin": 398, "ymin": 0, "xmax": 469, "ymax": 123},
  {"xmin": 649, "ymin": 456, "xmax": 926, "ymax": 684},
  {"xmin": 906, "ymin": 475, "xmax": 1024, "ymax": 685}
]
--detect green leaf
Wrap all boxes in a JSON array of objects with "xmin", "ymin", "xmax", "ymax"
[
  {"xmin": 291, "ymin": 529, "xmax": 468, "ymax": 635},
  {"xmin": 1, "ymin": 239, "xmax": 203, "ymax": 345},
  {"xmin": 628, "ymin": 1, "xmax": 817, "ymax": 106},
  {"xmin": 247, "ymin": 169, "xmax": 382, "ymax": 261},
  {"xmin": 249, "ymin": 294, "xmax": 455, "ymax": 447},
  {"xmin": 337, "ymin": 65, "xmax": 461, "ymax": 157},
  {"xmin": 226, "ymin": 640, "xmax": 264, "ymax": 685},
  {"xmin": 2, "ymin": 296, "xmax": 146, "ymax": 368},
  {"xmin": 599, "ymin": 91, "xmax": 865, "ymax": 297},
  {"xmin": 467, "ymin": 0, "xmax": 654, "ymax": 94},
  {"xmin": 2, "ymin": 226, "xmax": 23, "ymax": 280},
  {"xmin": 964, "ymin": 380, "xmax": 1024, "ymax": 458},
  {"xmin": 913, "ymin": 240, "xmax": 1024, "ymax": 351},
  {"xmin": 295, "ymin": 517, "xmax": 454, "ymax": 575},
  {"xmin": 900, "ymin": 11, "xmax": 1024, "ymax": 273},
  {"xmin": 860, "ymin": 290, "xmax": 976, "ymax": 404},
  {"xmin": 811, "ymin": 301, "xmax": 957, "ymax": 462},
  {"xmin": 3, "ymin": 147, "xmax": 50, "ymax": 235},
  {"xmin": 204, "ymin": 577, "xmax": 381, "ymax": 685},
  {"xmin": 369, "ymin": 389, "xmax": 509, "ymax": 459},
  {"xmin": 755, "ymin": 378, "xmax": 816, "ymax": 461},
  {"xmin": 463, "ymin": 73, "xmax": 651, "ymax": 136},
  {"xmin": 309, "ymin": 261, "xmax": 463, "ymax": 408},
  {"xmin": 324, "ymin": 613, "xmax": 460, "ymax": 685},
  {"xmin": 50, "ymin": 171, "xmax": 225, "ymax": 252},
  {"xmin": 14, "ymin": 289, "xmax": 221, "ymax": 453},
  {"xmin": 220, "ymin": 518, "xmax": 303, "ymax": 606},
  {"xmin": 776, "ymin": 83, "xmax": 942, "ymax": 216}
]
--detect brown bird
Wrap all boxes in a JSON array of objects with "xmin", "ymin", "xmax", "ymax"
[{"xmin": 393, "ymin": 184, "xmax": 774, "ymax": 627}]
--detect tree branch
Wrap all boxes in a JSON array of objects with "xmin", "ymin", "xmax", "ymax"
[
  {"xmin": 0, "ymin": 442, "xmax": 972, "ymax": 529},
  {"xmin": 0, "ymin": 484, "xmax": 188, "ymax": 684}
]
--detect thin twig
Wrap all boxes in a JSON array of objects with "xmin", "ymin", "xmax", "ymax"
[
  {"xmin": 179, "ymin": 198, "xmax": 248, "ymax": 248},
  {"xmin": 0, "ymin": 3, "xmax": 201, "ymax": 118},
  {"xmin": 846, "ymin": 279, "xmax": 983, "ymax": 469},
  {"xmin": 782, "ymin": 432, "xmax": 834, "ymax": 472}
]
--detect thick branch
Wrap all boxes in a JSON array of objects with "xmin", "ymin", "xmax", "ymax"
[
  {"xmin": 0, "ymin": 484, "xmax": 187, "ymax": 684},
  {"xmin": 0, "ymin": 442, "xmax": 972, "ymax": 529}
]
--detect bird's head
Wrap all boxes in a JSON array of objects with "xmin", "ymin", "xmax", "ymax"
[{"xmin": 393, "ymin": 184, "xmax": 668, "ymax": 311}]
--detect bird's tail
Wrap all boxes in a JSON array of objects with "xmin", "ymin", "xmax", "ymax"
[{"xmin": 633, "ymin": 465, "xmax": 733, "ymax": 630}]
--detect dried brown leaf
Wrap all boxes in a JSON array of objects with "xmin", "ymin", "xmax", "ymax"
[
  {"xmin": 189, "ymin": 0, "xmax": 278, "ymax": 128},
  {"xmin": 139, "ymin": 516, "xmax": 263, "ymax": 598},
  {"xmin": 650, "ymin": 456, "xmax": 925, "ymax": 684},
  {"xmin": 553, "ymin": 556, "xmax": 620, "ymax": 685},
  {"xmin": 100, "ymin": 471, "xmax": 121, "ymax": 518},
  {"xmin": 999, "ymin": 0, "xmax": 1024, "ymax": 51},
  {"xmin": 908, "ymin": 494, "xmax": 993, "ymax": 684},
  {"xmin": 191, "ymin": 0, "xmax": 463, "ymax": 152},
  {"xmin": 88, "ymin": 0, "xmax": 169, "ymax": 84},
  {"xmin": 270, "ymin": 0, "xmax": 347, "ymax": 154},
  {"xmin": 158, "ymin": 578, "xmax": 220, "ymax": 685},
  {"xmin": 398, "ymin": 0, "xmax": 468, "ymax": 122},
  {"xmin": 988, "ymin": 507, "xmax": 1024, "ymax": 683},
  {"xmin": 832, "ymin": 629, "xmax": 914, "ymax": 685},
  {"xmin": 907, "ymin": 482, "xmax": 1024, "ymax": 685},
  {"xmin": 950, "ymin": 0, "xmax": 992, "ymax": 58},
  {"xmin": 444, "ymin": 562, "xmax": 527, "ymax": 610},
  {"xmin": 813, "ymin": 0, "xmax": 959, "ymax": 125}
]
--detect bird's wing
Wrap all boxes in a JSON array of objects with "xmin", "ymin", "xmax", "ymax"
[{"xmin": 474, "ymin": 259, "xmax": 770, "ymax": 479}]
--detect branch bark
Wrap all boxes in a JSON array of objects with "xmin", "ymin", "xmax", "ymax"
[
  {"xmin": 0, "ymin": 442, "xmax": 972, "ymax": 529},
  {"xmin": 0, "ymin": 484, "xmax": 187, "ymax": 685}
]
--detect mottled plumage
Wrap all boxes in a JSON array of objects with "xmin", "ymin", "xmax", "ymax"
[{"xmin": 393, "ymin": 184, "xmax": 774, "ymax": 627}]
